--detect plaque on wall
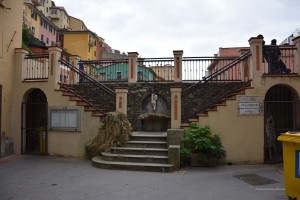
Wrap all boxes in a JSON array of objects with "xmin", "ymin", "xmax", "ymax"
[{"xmin": 237, "ymin": 95, "xmax": 263, "ymax": 115}]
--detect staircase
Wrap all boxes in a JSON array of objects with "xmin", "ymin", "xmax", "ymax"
[
  {"xmin": 181, "ymin": 83, "xmax": 253, "ymax": 128},
  {"xmin": 92, "ymin": 131, "xmax": 174, "ymax": 172}
]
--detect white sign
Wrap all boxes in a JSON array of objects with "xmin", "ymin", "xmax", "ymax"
[{"xmin": 237, "ymin": 96, "xmax": 263, "ymax": 115}]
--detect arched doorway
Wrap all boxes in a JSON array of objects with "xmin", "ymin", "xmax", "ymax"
[
  {"xmin": 21, "ymin": 89, "xmax": 48, "ymax": 155},
  {"xmin": 264, "ymin": 84, "xmax": 300, "ymax": 163}
]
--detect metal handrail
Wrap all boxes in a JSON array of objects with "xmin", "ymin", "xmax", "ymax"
[
  {"xmin": 58, "ymin": 82, "xmax": 105, "ymax": 114},
  {"xmin": 59, "ymin": 58, "xmax": 115, "ymax": 96},
  {"xmin": 183, "ymin": 51, "xmax": 252, "ymax": 94}
]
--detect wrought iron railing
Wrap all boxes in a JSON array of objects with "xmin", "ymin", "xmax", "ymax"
[
  {"xmin": 182, "ymin": 56, "xmax": 238, "ymax": 81},
  {"xmin": 183, "ymin": 51, "xmax": 252, "ymax": 94},
  {"xmin": 263, "ymin": 45, "xmax": 297, "ymax": 74},
  {"xmin": 24, "ymin": 54, "xmax": 49, "ymax": 80},
  {"xmin": 59, "ymin": 59, "xmax": 116, "ymax": 113},
  {"xmin": 80, "ymin": 59, "xmax": 129, "ymax": 82},
  {"xmin": 59, "ymin": 59, "xmax": 115, "ymax": 96},
  {"xmin": 137, "ymin": 57, "xmax": 174, "ymax": 82}
]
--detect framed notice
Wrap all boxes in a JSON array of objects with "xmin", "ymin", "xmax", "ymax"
[
  {"xmin": 296, "ymin": 150, "xmax": 300, "ymax": 178},
  {"xmin": 237, "ymin": 96, "xmax": 264, "ymax": 115},
  {"xmin": 48, "ymin": 106, "xmax": 81, "ymax": 131}
]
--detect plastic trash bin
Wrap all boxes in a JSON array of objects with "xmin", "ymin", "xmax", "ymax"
[{"xmin": 277, "ymin": 132, "xmax": 300, "ymax": 200}]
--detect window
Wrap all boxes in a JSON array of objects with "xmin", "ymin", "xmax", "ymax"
[
  {"xmin": 46, "ymin": 38, "xmax": 49, "ymax": 44},
  {"xmin": 41, "ymin": 34, "xmax": 44, "ymax": 41},
  {"xmin": 51, "ymin": 9, "xmax": 57, "ymax": 14},
  {"xmin": 99, "ymin": 73, "xmax": 106, "ymax": 81},
  {"xmin": 31, "ymin": 27, "xmax": 35, "ymax": 34},
  {"xmin": 116, "ymin": 71, "xmax": 122, "ymax": 80},
  {"xmin": 51, "ymin": 41, "xmax": 55, "ymax": 46},
  {"xmin": 48, "ymin": 106, "xmax": 81, "ymax": 131},
  {"xmin": 40, "ymin": 19, "xmax": 43, "ymax": 26},
  {"xmin": 94, "ymin": 51, "xmax": 96, "ymax": 56},
  {"xmin": 137, "ymin": 71, "xmax": 143, "ymax": 81}
]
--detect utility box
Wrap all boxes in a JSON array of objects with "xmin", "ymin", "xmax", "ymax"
[{"xmin": 278, "ymin": 132, "xmax": 300, "ymax": 199}]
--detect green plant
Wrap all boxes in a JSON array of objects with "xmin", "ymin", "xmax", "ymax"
[{"xmin": 181, "ymin": 123, "xmax": 226, "ymax": 163}]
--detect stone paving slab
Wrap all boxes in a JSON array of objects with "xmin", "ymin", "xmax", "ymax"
[{"xmin": 0, "ymin": 154, "xmax": 288, "ymax": 200}]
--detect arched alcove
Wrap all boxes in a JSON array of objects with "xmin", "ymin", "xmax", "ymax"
[
  {"xmin": 264, "ymin": 84, "xmax": 300, "ymax": 163},
  {"xmin": 21, "ymin": 89, "xmax": 48, "ymax": 154}
]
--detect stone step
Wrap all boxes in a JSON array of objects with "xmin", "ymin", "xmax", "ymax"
[
  {"xmin": 92, "ymin": 156, "xmax": 173, "ymax": 172},
  {"xmin": 101, "ymin": 152, "xmax": 169, "ymax": 164},
  {"xmin": 124, "ymin": 141, "xmax": 167, "ymax": 148},
  {"xmin": 110, "ymin": 147, "xmax": 168, "ymax": 156},
  {"xmin": 130, "ymin": 132, "xmax": 167, "ymax": 142}
]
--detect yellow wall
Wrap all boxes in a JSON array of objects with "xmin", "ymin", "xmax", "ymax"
[
  {"xmin": 64, "ymin": 33, "xmax": 89, "ymax": 60},
  {"xmin": 0, "ymin": 1, "xmax": 22, "ymax": 141},
  {"xmin": 12, "ymin": 49, "xmax": 101, "ymax": 157},
  {"xmin": 24, "ymin": 5, "xmax": 40, "ymax": 38}
]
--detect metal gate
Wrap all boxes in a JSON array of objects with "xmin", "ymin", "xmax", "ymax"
[
  {"xmin": 264, "ymin": 85, "xmax": 300, "ymax": 163},
  {"xmin": 21, "ymin": 89, "xmax": 48, "ymax": 155}
]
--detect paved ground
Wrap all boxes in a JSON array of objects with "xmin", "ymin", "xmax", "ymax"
[{"xmin": 0, "ymin": 154, "xmax": 288, "ymax": 200}]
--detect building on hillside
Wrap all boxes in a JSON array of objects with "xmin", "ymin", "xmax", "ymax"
[
  {"xmin": 24, "ymin": 1, "xmax": 59, "ymax": 46},
  {"xmin": 0, "ymin": 0, "xmax": 23, "ymax": 157},
  {"xmin": 49, "ymin": 4, "xmax": 69, "ymax": 29},
  {"xmin": 95, "ymin": 64, "xmax": 156, "ymax": 82},
  {"xmin": 68, "ymin": 16, "xmax": 88, "ymax": 31}
]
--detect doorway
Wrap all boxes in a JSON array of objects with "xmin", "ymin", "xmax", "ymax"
[
  {"xmin": 264, "ymin": 84, "xmax": 300, "ymax": 163},
  {"xmin": 21, "ymin": 89, "xmax": 48, "ymax": 155}
]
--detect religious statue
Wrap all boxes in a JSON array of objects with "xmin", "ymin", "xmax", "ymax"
[{"xmin": 151, "ymin": 93, "xmax": 158, "ymax": 112}]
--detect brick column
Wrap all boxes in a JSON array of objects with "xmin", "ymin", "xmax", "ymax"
[
  {"xmin": 173, "ymin": 50, "xmax": 183, "ymax": 82},
  {"xmin": 128, "ymin": 52, "xmax": 139, "ymax": 83},
  {"xmin": 292, "ymin": 36, "xmax": 300, "ymax": 74},
  {"xmin": 48, "ymin": 46, "xmax": 62, "ymax": 89},
  {"xmin": 170, "ymin": 87, "xmax": 182, "ymax": 128},
  {"xmin": 248, "ymin": 35, "xmax": 264, "ymax": 87},
  {"xmin": 69, "ymin": 55, "xmax": 81, "ymax": 84},
  {"xmin": 115, "ymin": 87, "xmax": 128, "ymax": 115},
  {"xmin": 14, "ymin": 48, "xmax": 29, "ymax": 82},
  {"xmin": 240, "ymin": 49, "xmax": 250, "ymax": 81}
]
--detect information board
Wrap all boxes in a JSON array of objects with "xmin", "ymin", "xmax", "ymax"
[{"xmin": 237, "ymin": 96, "xmax": 263, "ymax": 115}]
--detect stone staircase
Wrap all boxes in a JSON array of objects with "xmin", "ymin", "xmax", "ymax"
[
  {"xmin": 181, "ymin": 84, "xmax": 253, "ymax": 128},
  {"xmin": 92, "ymin": 131, "xmax": 174, "ymax": 172}
]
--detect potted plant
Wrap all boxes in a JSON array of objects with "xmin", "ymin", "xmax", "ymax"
[{"xmin": 180, "ymin": 123, "xmax": 226, "ymax": 166}]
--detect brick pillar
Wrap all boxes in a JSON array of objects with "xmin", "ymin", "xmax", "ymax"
[
  {"xmin": 240, "ymin": 49, "xmax": 250, "ymax": 82},
  {"xmin": 173, "ymin": 50, "xmax": 183, "ymax": 82},
  {"xmin": 170, "ymin": 87, "xmax": 182, "ymax": 128},
  {"xmin": 248, "ymin": 35, "xmax": 264, "ymax": 87},
  {"xmin": 14, "ymin": 48, "xmax": 29, "ymax": 82},
  {"xmin": 115, "ymin": 87, "xmax": 128, "ymax": 115},
  {"xmin": 292, "ymin": 36, "xmax": 300, "ymax": 74},
  {"xmin": 128, "ymin": 52, "xmax": 139, "ymax": 83},
  {"xmin": 48, "ymin": 46, "xmax": 62, "ymax": 89},
  {"xmin": 69, "ymin": 55, "xmax": 81, "ymax": 84}
]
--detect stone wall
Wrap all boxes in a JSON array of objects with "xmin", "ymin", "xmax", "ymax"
[
  {"xmin": 181, "ymin": 82, "xmax": 250, "ymax": 122},
  {"xmin": 72, "ymin": 81, "xmax": 248, "ymax": 130}
]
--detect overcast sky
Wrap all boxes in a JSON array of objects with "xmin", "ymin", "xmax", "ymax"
[{"xmin": 54, "ymin": 0, "xmax": 300, "ymax": 57}]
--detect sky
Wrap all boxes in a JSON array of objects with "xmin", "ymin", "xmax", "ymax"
[{"xmin": 53, "ymin": 0, "xmax": 300, "ymax": 57}]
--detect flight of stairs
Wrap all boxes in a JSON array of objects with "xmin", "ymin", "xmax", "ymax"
[
  {"xmin": 181, "ymin": 84, "xmax": 253, "ymax": 128},
  {"xmin": 92, "ymin": 131, "xmax": 174, "ymax": 172}
]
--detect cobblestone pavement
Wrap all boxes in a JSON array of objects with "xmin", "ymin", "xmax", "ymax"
[{"xmin": 0, "ymin": 154, "xmax": 288, "ymax": 200}]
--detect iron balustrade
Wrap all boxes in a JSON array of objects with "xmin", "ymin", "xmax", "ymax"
[
  {"xmin": 137, "ymin": 57, "xmax": 174, "ymax": 82},
  {"xmin": 80, "ymin": 59, "xmax": 129, "ymax": 82},
  {"xmin": 263, "ymin": 45, "xmax": 297, "ymax": 74},
  {"xmin": 24, "ymin": 54, "xmax": 49, "ymax": 80},
  {"xmin": 182, "ymin": 56, "xmax": 239, "ymax": 82}
]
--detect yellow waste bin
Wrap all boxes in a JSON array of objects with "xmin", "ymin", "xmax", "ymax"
[{"xmin": 278, "ymin": 132, "xmax": 300, "ymax": 200}]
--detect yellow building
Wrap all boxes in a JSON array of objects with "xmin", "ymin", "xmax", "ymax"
[
  {"xmin": 23, "ymin": 2, "xmax": 41, "ymax": 39},
  {"xmin": 0, "ymin": 0, "xmax": 23, "ymax": 156},
  {"xmin": 68, "ymin": 16, "xmax": 88, "ymax": 31},
  {"xmin": 61, "ymin": 30, "xmax": 98, "ymax": 75}
]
